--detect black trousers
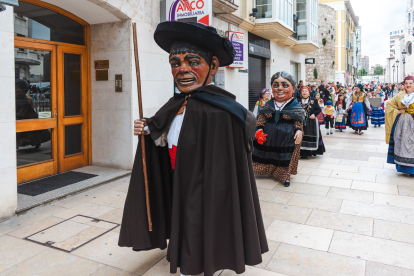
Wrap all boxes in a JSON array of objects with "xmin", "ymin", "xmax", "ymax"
[{"xmin": 325, "ymin": 116, "xmax": 334, "ymax": 129}]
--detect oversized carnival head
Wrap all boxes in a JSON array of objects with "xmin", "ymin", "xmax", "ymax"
[
  {"xmin": 270, "ymin": 71, "xmax": 297, "ymax": 102},
  {"xmin": 154, "ymin": 21, "xmax": 235, "ymax": 93}
]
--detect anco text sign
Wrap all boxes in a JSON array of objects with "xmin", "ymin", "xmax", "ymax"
[
  {"xmin": 228, "ymin": 31, "xmax": 244, "ymax": 68},
  {"xmin": 166, "ymin": 0, "xmax": 212, "ymax": 25}
]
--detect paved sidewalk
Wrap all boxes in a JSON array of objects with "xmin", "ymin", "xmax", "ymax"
[{"xmin": 1, "ymin": 126, "xmax": 414, "ymax": 276}]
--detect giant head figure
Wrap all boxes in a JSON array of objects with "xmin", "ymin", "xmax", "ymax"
[
  {"xmin": 154, "ymin": 22, "xmax": 235, "ymax": 94},
  {"xmin": 270, "ymin": 71, "xmax": 297, "ymax": 102}
]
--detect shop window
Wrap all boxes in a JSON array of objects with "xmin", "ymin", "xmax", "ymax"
[{"xmin": 14, "ymin": 2, "xmax": 84, "ymax": 45}]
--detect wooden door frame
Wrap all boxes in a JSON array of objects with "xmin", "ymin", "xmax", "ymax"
[
  {"xmin": 14, "ymin": 0, "xmax": 91, "ymax": 183},
  {"xmin": 57, "ymin": 45, "xmax": 88, "ymax": 172},
  {"xmin": 15, "ymin": 41, "xmax": 58, "ymax": 183}
]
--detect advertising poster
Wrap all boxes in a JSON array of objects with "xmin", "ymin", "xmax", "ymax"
[
  {"xmin": 166, "ymin": 0, "xmax": 212, "ymax": 25},
  {"xmin": 227, "ymin": 31, "xmax": 244, "ymax": 69}
]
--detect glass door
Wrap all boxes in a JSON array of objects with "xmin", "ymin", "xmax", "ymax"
[
  {"xmin": 15, "ymin": 40, "xmax": 58, "ymax": 184},
  {"xmin": 57, "ymin": 45, "xmax": 88, "ymax": 172}
]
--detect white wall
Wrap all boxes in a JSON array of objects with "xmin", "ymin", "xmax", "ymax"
[
  {"xmin": 0, "ymin": 8, "xmax": 17, "ymax": 221},
  {"xmin": 90, "ymin": 21, "xmax": 135, "ymax": 170},
  {"xmin": 269, "ymin": 42, "xmax": 306, "ymax": 86}
]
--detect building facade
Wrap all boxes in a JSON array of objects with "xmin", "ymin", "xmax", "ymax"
[
  {"xmin": 355, "ymin": 24, "xmax": 361, "ymax": 76},
  {"xmin": 0, "ymin": 0, "xmax": 319, "ymax": 220},
  {"xmin": 319, "ymin": 0, "xmax": 359, "ymax": 85},
  {"xmin": 305, "ymin": 3, "xmax": 335, "ymax": 85},
  {"xmin": 359, "ymin": 56, "xmax": 369, "ymax": 72},
  {"xmin": 389, "ymin": 26, "xmax": 405, "ymax": 57},
  {"xmin": 404, "ymin": 0, "xmax": 414, "ymax": 77}
]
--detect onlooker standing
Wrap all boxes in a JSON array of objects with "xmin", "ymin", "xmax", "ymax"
[
  {"xmin": 294, "ymin": 80, "xmax": 303, "ymax": 99},
  {"xmin": 388, "ymin": 84, "xmax": 397, "ymax": 98},
  {"xmin": 253, "ymin": 88, "xmax": 271, "ymax": 117}
]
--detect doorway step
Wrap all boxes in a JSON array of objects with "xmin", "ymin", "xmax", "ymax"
[{"xmin": 17, "ymin": 166, "xmax": 131, "ymax": 213}]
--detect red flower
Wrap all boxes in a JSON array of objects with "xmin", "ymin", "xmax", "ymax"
[{"xmin": 255, "ymin": 129, "xmax": 268, "ymax": 145}]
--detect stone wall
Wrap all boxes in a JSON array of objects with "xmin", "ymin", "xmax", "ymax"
[{"xmin": 305, "ymin": 4, "xmax": 336, "ymax": 86}]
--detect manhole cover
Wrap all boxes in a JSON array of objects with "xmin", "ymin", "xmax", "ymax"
[{"xmin": 24, "ymin": 215, "xmax": 119, "ymax": 252}]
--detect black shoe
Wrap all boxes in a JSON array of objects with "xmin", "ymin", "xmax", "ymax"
[
  {"xmin": 284, "ymin": 180, "xmax": 290, "ymax": 187},
  {"xmin": 301, "ymin": 156, "xmax": 309, "ymax": 159}
]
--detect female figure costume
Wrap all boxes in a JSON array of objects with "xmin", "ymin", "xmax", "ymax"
[
  {"xmin": 346, "ymin": 89, "xmax": 370, "ymax": 131},
  {"xmin": 252, "ymin": 98, "xmax": 305, "ymax": 182},
  {"xmin": 335, "ymin": 107, "xmax": 347, "ymax": 130},
  {"xmin": 386, "ymin": 85, "xmax": 414, "ymax": 175},
  {"xmin": 299, "ymin": 97, "xmax": 325, "ymax": 157},
  {"xmin": 316, "ymin": 96, "xmax": 325, "ymax": 125},
  {"xmin": 371, "ymin": 97, "xmax": 385, "ymax": 126},
  {"xmin": 119, "ymin": 22, "xmax": 268, "ymax": 276}
]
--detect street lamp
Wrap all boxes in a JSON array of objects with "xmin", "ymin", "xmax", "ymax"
[
  {"xmin": 392, "ymin": 64, "xmax": 395, "ymax": 83},
  {"xmin": 396, "ymin": 59, "xmax": 400, "ymax": 84},
  {"xmin": 402, "ymin": 50, "xmax": 407, "ymax": 79}
]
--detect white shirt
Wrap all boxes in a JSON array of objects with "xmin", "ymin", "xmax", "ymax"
[{"xmin": 144, "ymin": 82, "xmax": 215, "ymax": 146}]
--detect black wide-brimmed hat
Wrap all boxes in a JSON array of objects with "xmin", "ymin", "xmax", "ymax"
[{"xmin": 154, "ymin": 21, "xmax": 236, "ymax": 66}]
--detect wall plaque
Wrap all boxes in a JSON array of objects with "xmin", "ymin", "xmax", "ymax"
[
  {"xmin": 96, "ymin": 70, "xmax": 108, "ymax": 81},
  {"xmin": 94, "ymin": 60, "xmax": 109, "ymax": 69}
]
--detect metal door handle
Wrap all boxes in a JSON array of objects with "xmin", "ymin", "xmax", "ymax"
[{"xmin": 54, "ymin": 113, "xmax": 57, "ymax": 116}]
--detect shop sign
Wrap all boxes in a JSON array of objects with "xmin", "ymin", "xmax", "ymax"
[
  {"xmin": 305, "ymin": 58, "xmax": 315, "ymax": 64},
  {"xmin": 227, "ymin": 31, "xmax": 244, "ymax": 69},
  {"xmin": 248, "ymin": 43, "xmax": 271, "ymax": 59},
  {"xmin": 166, "ymin": 0, "xmax": 212, "ymax": 26}
]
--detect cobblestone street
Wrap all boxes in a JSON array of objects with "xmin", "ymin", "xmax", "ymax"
[{"xmin": 1, "ymin": 126, "xmax": 414, "ymax": 276}]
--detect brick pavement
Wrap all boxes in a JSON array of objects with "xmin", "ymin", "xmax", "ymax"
[{"xmin": 1, "ymin": 126, "xmax": 414, "ymax": 276}]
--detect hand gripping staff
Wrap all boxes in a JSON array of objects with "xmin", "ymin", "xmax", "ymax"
[{"xmin": 132, "ymin": 22, "xmax": 152, "ymax": 231}]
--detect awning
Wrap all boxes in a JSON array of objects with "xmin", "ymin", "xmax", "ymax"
[{"xmin": 1, "ymin": 0, "xmax": 18, "ymax": 6}]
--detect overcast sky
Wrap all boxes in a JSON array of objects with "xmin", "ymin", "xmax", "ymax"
[{"xmin": 351, "ymin": 0, "xmax": 407, "ymax": 67}]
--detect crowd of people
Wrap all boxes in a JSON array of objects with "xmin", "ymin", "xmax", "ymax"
[{"xmin": 252, "ymin": 77, "xmax": 414, "ymax": 186}]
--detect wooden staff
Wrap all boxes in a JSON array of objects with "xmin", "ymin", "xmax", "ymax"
[{"xmin": 132, "ymin": 22, "xmax": 152, "ymax": 232}]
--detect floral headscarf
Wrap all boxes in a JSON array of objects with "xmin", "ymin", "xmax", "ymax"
[{"xmin": 404, "ymin": 75, "xmax": 414, "ymax": 83}]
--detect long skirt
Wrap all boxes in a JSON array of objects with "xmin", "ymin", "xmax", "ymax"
[
  {"xmin": 347, "ymin": 102, "xmax": 369, "ymax": 131},
  {"xmin": 335, "ymin": 115, "xmax": 346, "ymax": 130},
  {"xmin": 387, "ymin": 113, "xmax": 414, "ymax": 175},
  {"xmin": 253, "ymin": 119, "xmax": 300, "ymax": 181},
  {"xmin": 371, "ymin": 107, "xmax": 385, "ymax": 126},
  {"xmin": 300, "ymin": 117, "xmax": 325, "ymax": 157}
]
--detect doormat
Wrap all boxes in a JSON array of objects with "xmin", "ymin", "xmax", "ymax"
[
  {"xmin": 24, "ymin": 215, "xmax": 119, "ymax": 252},
  {"xmin": 18, "ymin": 171, "xmax": 98, "ymax": 196}
]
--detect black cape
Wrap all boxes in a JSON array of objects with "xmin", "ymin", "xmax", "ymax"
[{"xmin": 118, "ymin": 85, "xmax": 268, "ymax": 276}]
